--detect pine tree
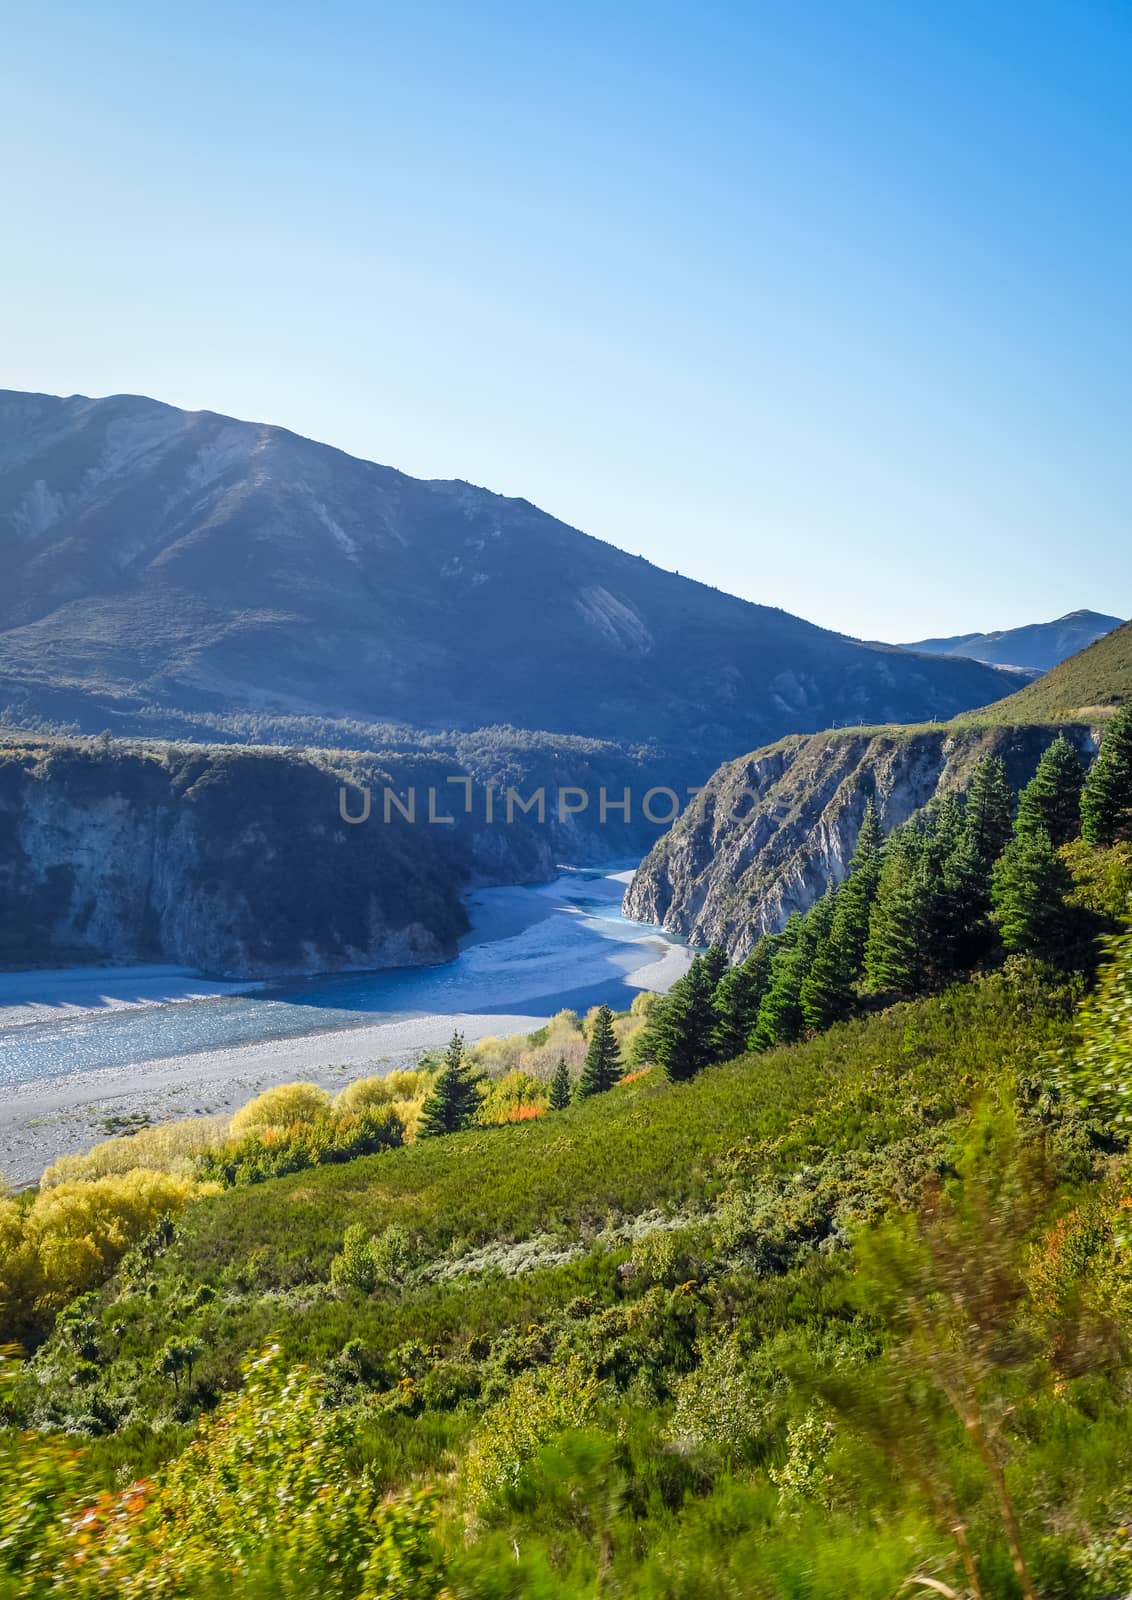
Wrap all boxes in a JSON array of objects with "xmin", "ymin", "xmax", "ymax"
[
  {"xmin": 702, "ymin": 942, "xmax": 730, "ymax": 990},
  {"xmin": 991, "ymin": 827, "xmax": 1074, "ymax": 958},
  {"xmin": 864, "ymin": 825, "xmax": 939, "ymax": 997},
  {"xmin": 1016, "ymin": 734, "xmax": 1085, "ymax": 847},
  {"xmin": 713, "ymin": 935, "xmax": 777, "ymax": 1057},
  {"xmin": 801, "ymin": 800, "xmax": 884, "ymax": 1027},
  {"xmin": 753, "ymin": 895, "xmax": 834, "ymax": 1048},
  {"xmin": 577, "ymin": 1004, "xmax": 622, "ymax": 1097},
  {"xmin": 960, "ymin": 755, "xmax": 1015, "ymax": 874},
  {"xmin": 548, "ymin": 1055, "xmax": 572, "ymax": 1110},
  {"xmin": 418, "ymin": 1032, "xmax": 481, "ymax": 1137},
  {"xmin": 1082, "ymin": 706, "xmax": 1132, "ymax": 846},
  {"xmin": 655, "ymin": 955, "xmax": 719, "ymax": 1081},
  {"xmin": 942, "ymin": 757, "xmax": 1015, "ymax": 971}
]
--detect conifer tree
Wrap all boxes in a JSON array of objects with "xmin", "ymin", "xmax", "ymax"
[
  {"xmin": 1016, "ymin": 734, "xmax": 1085, "ymax": 847},
  {"xmin": 800, "ymin": 801, "xmax": 884, "ymax": 1028},
  {"xmin": 713, "ymin": 935, "xmax": 777, "ymax": 1057},
  {"xmin": 959, "ymin": 755, "xmax": 1015, "ymax": 875},
  {"xmin": 942, "ymin": 757, "xmax": 1015, "ymax": 971},
  {"xmin": 1082, "ymin": 706, "xmax": 1132, "ymax": 846},
  {"xmin": 702, "ymin": 942, "xmax": 731, "ymax": 990},
  {"xmin": 577, "ymin": 1004, "xmax": 622, "ymax": 1097},
  {"xmin": 799, "ymin": 922, "xmax": 848, "ymax": 1033},
  {"xmin": 991, "ymin": 827, "xmax": 1074, "ymax": 958},
  {"xmin": 655, "ymin": 955, "xmax": 720, "ymax": 1081},
  {"xmin": 418, "ymin": 1032, "xmax": 481, "ymax": 1138},
  {"xmin": 753, "ymin": 895, "xmax": 834, "ymax": 1048},
  {"xmin": 864, "ymin": 826, "xmax": 939, "ymax": 997},
  {"xmin": 548, "ymin": 1055, "xmax": 572, "ymax": 1110},
  {"xmin": 932, "ymin": 793, "xmax": 976, "ymax": 977}
]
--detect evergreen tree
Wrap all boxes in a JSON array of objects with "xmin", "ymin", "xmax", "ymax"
[
  {"xmin": 713, "ymin": 935, "xmax": 777, "ymax": 1057},
  {"xmin": 864, "ymin": 825, "xmax": 939, "ymax": 997},
  {"xmin": 753, "ymin": 895, "xmax": 834, "ymax": 1049},
  {"xmin": 548, "ymin": 1055, "xmax": 572, "ymax": 1110},
  {"xmin": 1082, "ymin": 706, "xmax": 1132, "ymax": 846},
  {"xmin": 991, "ymin": 827, "xmax": 1074, "ymax": 959},
  {"xmin": 1016, "ymin": 734, "xmax": 1085, "ymax": 847},
  {"xmin": 932, "ymin": 793, "xmax": 976, "ymax": 978},
  {"xmin": 941, "ymin": 757, "xmax": 1015, "ymax": 971},
  {"xmin": 577, "ymin": 1004, "xmax": 622, "ymax": 1097},
  {"xmin": 801, "ymin": 800, "xmax": 884, "ymax": 1028},
  {"xmin": 655, "ymin": 955, "xmax": 720, "ymax": 1081},
  {"xmin": 960, "ymin": 755, "xmax": 1015, "ymax": 874},
  {"xmin": 799, "ymin": 928, "xmax": 846, "ymax": 1034},
  {"xmin": 701, "ymin": 942, "xmax": 730, "ymax": 990},
  {"xmin": 418, "ymin": 1032, "xmax": 481, "ymax": 1138}
]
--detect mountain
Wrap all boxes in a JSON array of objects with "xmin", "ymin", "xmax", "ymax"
[
  {"xmin": 0, "ymin": 390, "xmax": 1018, "ymax": 770},
  {"xmin": 900, "ymin": 609, "xmax": 1124, "ymax": 672},
  {"xmin": 971, "ymin": 617, "xmax": 1132, "ymax": 721},
  {"xmin": 625, "ymin": 620, "xmax": 1132, "ymax": 956}
]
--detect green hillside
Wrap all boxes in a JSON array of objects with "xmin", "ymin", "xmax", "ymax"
[
  {"xmin": 973, "ymin": 617, "xmax": 1132, "ymax": 722},
  {"xmin": 4, "ymin": 702, "xmax": 1132, "ymax": 1598},
  {"xmin": 6, "ymin": 950, "xmax": 1132, "ymax": 1599}
]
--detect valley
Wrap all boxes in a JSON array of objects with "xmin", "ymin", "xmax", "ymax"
[{"xmin": 1, "ymin": 397, "xmax": 1130, "ymax": 1600}]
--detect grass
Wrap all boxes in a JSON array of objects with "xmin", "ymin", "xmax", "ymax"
[{"xmin": 15, "ymin": 975, "xmax": 1068, "ymax": 1453}]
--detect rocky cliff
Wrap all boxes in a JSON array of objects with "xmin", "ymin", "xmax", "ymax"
[
  {"xmin": 623, "ymin": 722, "xmax": 1100, "ymax": 959},
  {"xmin": 0, "ymin": 737, "xmax": 558, "ymax": 978}
]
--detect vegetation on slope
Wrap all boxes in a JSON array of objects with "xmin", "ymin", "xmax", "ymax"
[
  {"xmin": 972, "ymin": 618, "xmax": 1132, "ymax": 722},
  {"xmin": 3, "ymin": 945, "xmax": 1132, "ymax": 1595},
  {"xmin": 2, "ymin": 718, "xmax": 1132, "ymax": 1595},
  {"xmin": 628, "ymin": 630, "xmax": 1131, "ymax": 954}
]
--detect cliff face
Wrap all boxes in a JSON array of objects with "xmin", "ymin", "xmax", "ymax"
[
  {"xmin": 623, "ymin": 723, "xmax": 1100, "ymax": 959},
  {"xmin": 0, "ymin": 739, "xmax": 556, "ymax": 978}
]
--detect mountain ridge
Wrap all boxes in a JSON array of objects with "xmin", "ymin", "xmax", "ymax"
[
  {"xmin": 0, "ymin": 389, "xmax": 1019, "ymax": 772},
  {"xmin": 900, "ymin": 608, "xmax": 1124, "ymax": 671}
]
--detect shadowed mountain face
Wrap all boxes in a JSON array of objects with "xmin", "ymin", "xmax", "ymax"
[
  {"xmin": 900, "ymin": 610, "xmax": 1124, "ymax": 672},
  {"xmin": 0, "ymin": 390, "xmax": 1018, "ymax": 764}
]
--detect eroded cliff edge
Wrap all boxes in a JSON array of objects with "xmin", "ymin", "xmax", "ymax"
[
  {"xmin": 0, "ymin": 738, "xmax": 556, "ymax": 978},
  {"xmin": 623, "ymin": 722, "xmax": 1100, "ymax": 959}
]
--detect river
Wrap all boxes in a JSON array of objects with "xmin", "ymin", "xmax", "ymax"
[{"xmin": 0, "ymin": 866, "xmax": 693, "ymax": 1185}]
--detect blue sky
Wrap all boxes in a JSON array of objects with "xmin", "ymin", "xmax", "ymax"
[{"xmin": 2, "ymin": 1, "xmax": 1129, "ymax": 640}]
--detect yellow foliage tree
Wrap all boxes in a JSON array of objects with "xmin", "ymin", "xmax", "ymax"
[
  {"xmin": 229, "ymin": 1082, "xmax": 331, "ymax": 1138},
  {"xmin": 0, "ymin": 1169, "xmax": 198, "ymax": 1341}
]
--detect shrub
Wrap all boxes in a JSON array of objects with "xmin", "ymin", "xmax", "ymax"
[
  {"xmin": 1, "ymin": 1170, "xmax": 198, "ymax": 1344},
  {"xmin": 229, "ymin": 1083, "xmax": 332, "ymax": 1138},
  {"xmin": 24, "ymin": 1347, "xmax": 447, "ymax": 1597},
  {"xmin": 463, "ymin": 1357, "xmax": 601, "ymax": 1511}
]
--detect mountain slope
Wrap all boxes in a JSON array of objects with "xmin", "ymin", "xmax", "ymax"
[
  {"xmin": 900, "ymin": 609, "xmax": 1124, "ymax": 671},
  {"xmin": 625, "ymin": 621, "xmax": 1132, "ymax": 954},
  {"xmin": 0, "ymin": 390, "xmax": 1016, "ymax": 764},
  {"xmin": 971, "ymin": 617, "xmax": 1132, "ymax": 720}
]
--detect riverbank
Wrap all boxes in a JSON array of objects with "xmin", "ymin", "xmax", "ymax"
[
  {"xmin": 0, "ymin": 966, "xmax": 264, "ymax": 1030},
  {"xmin": 0, "ymin": 1008, "xmax": 550, "ymax": 1190},
  {"xmin": 0, "ymin": 867, "xmax": 693, "ymax": 1188}
]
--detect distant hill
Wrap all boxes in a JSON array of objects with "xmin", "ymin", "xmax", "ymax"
[
  {"xmin": 972, "ymin": 617, "xmax": 1132, "ymax": 722},
  {"xmin": 900, "ymin": 609, "xmax": 1124, "ymax": 671},
  {"xmin": 0, "ymin": 390, "xmax": 1016, "ymax": 770}
]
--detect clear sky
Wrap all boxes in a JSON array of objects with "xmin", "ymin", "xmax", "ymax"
[{"xmin": 2, "ymin": 1, "xmax": 1129, "ymax": 641}]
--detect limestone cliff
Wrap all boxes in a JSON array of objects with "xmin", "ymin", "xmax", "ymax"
[
  {"xmin": 623, "ymin": 722, "xmax": 1100, "ymax": 959},
  {"xmin": 0, "ymin": 738, "xmax": 554, "ymax": 978}
]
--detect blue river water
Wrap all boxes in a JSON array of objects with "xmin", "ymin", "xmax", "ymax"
[{"xmin": 0, "ymin": 867, "xmax": 693, "ymax": 1090}]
